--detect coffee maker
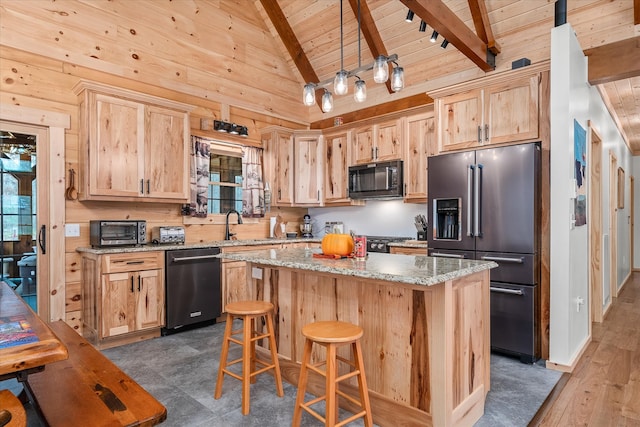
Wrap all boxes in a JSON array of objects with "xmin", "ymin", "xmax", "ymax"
[{"xmin": 300, "ymin": 214, "xmax": 313, "ymax": 238}]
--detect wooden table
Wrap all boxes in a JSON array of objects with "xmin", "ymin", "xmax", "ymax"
[{"xmin": 0, "ymin": 281, "xmax": 68, "ymax": 380}]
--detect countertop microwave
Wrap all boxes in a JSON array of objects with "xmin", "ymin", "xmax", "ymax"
[{"xmin": 348, "ymin": 160, "xmax": 403, "ymax": 199}]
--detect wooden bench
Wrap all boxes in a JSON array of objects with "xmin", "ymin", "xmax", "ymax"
[{"xmin": 25, "ymin": 321, "xmax": 166, "ymax": 427}]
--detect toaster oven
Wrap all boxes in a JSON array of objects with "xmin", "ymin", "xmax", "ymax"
[{"xmin": 90, "ymin": 220, "xmax": 147, "ymax": 248}]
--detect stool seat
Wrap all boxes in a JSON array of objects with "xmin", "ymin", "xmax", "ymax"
[
  {"xmin": 293, "ymin": 321, "xmax": 372, "ymax": 427},
  {"xmin": 0, "ymin": 389, "xmax": 26, "ymax": 427},
  {"xmin": 214, "ymin": 300, "xmax": 283, "ymax": 415},
  {"xmin": 302, "ymin": 321, "xmax": 363, "ymax": 343},
  {"xmin": 225, "ymin": 300, "xmax": 274, "ymax": 315}
]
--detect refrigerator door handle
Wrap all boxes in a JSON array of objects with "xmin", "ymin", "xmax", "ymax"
[
  {"xmin": 430, "ymin": 252, "xmax": 466, "ymax": 259},
  {"xmin": 481, "ymin": 255, "xmax": 524, "ymax": 263},
  {"xmin": 474, "ymin": 164, "xmax": 482, "ymax": 237},
  {"xmin": 467, "ymin": 165, "xmax": 474, "ymax": 237}
]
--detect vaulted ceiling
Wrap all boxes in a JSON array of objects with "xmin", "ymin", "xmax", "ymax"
[{"xmin": 256, "ymin": 0, "xmax": 639, "ymax": 152}]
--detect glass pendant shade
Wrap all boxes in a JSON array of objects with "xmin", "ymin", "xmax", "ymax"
[
  {"xmin": 373, "ymin": 55, "xmax": 388, "ymax": 83},
  {"xmin": 303, "ymin": 83, "xmax": 316, "ymax": 106},
  {"xmin": 321, "ymin": 90, "xmax": 333, "ymax": 113},
  {"xmin": 334, "ymin": 70, "xmax": 349, "ymax": 95},
  {"xmin": 391, "ymin": 67, "xmax": 404, "ymax": 92},
  {"xmin": 354, "ymin": 79, "xmax": 367, "ymax": 102}
]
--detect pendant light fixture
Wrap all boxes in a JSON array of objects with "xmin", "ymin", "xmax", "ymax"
[
  {"xmin": 353, "ymin": 0, "xmax": 366, "ymax": 103},
  {"xmin": 333, "ymin": 0, "xmax": 348, "ymax": 96},
  {"xmin": 301, "ymin": 0, "xmax": 405, "ymax": 110}
]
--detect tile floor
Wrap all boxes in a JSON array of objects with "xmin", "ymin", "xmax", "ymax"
[{"xmin": 2, "ymin": 321, "xmax": 561, "ymax": 426}]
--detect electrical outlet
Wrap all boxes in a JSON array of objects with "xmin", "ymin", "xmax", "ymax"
[
  {"xmin": 65, "ymin": 223, "xmax": 80, "ymax": 237},
  {"xmin": 252, "ymin": 267, "xmax": 263, "ymax": 280}
]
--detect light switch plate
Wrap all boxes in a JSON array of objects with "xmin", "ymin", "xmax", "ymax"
[{"xmin": 65, "ymin": 223, "xmax": 80, "ymax": 237}]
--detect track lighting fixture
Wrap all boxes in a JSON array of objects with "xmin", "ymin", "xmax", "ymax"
[
  {"xmin": 302, "ymin": 0, "xmax": 404, "ymax": 109},
  {"xmin": 405, "ymin": 10, "xmax": 414, "ymax": 22},
  {"xmin": 430, "ymin": 30, "xmax": 439, "ymax": 43},
  {"xmin": 441, "ymin": 39, "xmax": 449, "ymax": 49},
  {"xmin": 419, "ymin": 20, "xmax": 427, "ymax": 32},
  {"xmin": 213, "ymin": 120, "xmax": 248, "ymax": 137}
]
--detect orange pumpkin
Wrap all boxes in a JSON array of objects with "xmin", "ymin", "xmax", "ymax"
[{"xmin": 321, "ymin": 234, "xmax": 354, "ymax": 256}]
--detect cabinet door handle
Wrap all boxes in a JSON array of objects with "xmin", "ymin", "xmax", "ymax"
[
  {"xmin": 138, "ymin": 275, "xmax": 141, "ymax": 291},
  {"xmin": 140, "ymin": 179, "xmax": 144, "ymax": 195},
  {"xmin": 477, "ymin": 126, "xmax": 481, "ymax": 143},
  {"xmin": 146, "ymin": 179, "xmax": 150, "ymax": 194},
  {"xmin": 484, "ymin": 124, "xmax": 489, "ymax": 141},
  {"xmin": 126, "ymin": 260, "xmax": 145, "ymax": 265},
  {"xmin": 130, "ymin": 276, "xmax": 134, "ymax": 293},
  {"xmin": 375, "ymin": 147, "xmax": 379, "ymax": 159},
  {"xmin": 371, "ymin": 147, "xmax": 374, "ymax": 159}
]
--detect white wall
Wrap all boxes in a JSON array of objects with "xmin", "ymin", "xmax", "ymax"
[
  {"xmin": 634, "ymin": 156, "xmax": 640, "ymax": 269},
  {"xmin": 308, "ymin": 200, "xmax": 426, "ymax": 238},
  {"xmin": 549, "ymin": 24, "xmax": 631, "ymax": 367}
]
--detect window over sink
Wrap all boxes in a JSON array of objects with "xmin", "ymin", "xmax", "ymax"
[{"xmin": 208, "ymin": 152, "xmax": 243, "ymax": 214}]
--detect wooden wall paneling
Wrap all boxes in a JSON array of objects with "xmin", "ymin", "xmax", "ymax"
[
  {"xmin": 65, "ymin": 310, "xmax": 82, "ymax": 333},
  {"xmin": 539, "ymin": 70, "xmax": 551, "ymax": 360},
  {"xmin": 65, "ymin": 253, "xmax": 82, "ymax": 284},
  {"xmin": 65, "ymin": 282, "xmax": 82, "ymax": 313}
]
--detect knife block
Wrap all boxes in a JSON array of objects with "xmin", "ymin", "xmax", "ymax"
[{"xmin": 417, "ymin": 231, "xmax": 427, "ymax": 241}]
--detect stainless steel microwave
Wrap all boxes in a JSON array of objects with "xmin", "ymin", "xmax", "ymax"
[
  {"xmin": 348, "ymin": 160, "xmax": 403, "ymax": 199},
  {"xmin": 90, "ymin": 220, "xmax": 147, "ymax": 247}
]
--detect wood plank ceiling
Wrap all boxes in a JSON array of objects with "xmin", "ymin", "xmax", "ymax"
[{"xmin": 258, "ymin": 0, "xmax": 640, "ymax": 153}]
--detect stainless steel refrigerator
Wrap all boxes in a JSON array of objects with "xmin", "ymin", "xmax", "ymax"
[{"xmin": 427, "ymin": 142, "xmax": 540, "ymax": 363}]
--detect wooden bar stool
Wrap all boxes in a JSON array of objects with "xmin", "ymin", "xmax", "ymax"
[
  {"xmin": 0, "ymin": 389, "xmax": 26, "ymax": 427},
  {"xmin": 214, "ymin": 300, "xmax": 283, "ymax": 415},
  {"xmin": 292, "ymin": 321, "xmax": 373, "ymax": 427}
]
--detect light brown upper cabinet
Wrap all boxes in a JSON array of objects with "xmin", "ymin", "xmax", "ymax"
[
  {"xmin": 74, "ymin": 81, "xmax": 192, "ymax": 202},
  {"xmin": 261, "ymin": 127, "xmax": 294, "ymax": 207},
  {"xmin": 262, "ymin": 127, "xmax": 324, "ymax": 207},
  {"xmin": 293, "ymin": 130, "xmax": 324, "ymax": 206},
  {"xmin": 352, "ymin": 118, "xmax": 404, "ymax": 165},
  {"xmin": 323, "ymin": 130, "xmax": 351, "ymax": 204},
  {"xmin": 436, "ymin": 75, "xmax": 539, "ymax": 152},
  {"xmin": 404, "ymin": 112, "xmax": 436, "ymax": 203}
]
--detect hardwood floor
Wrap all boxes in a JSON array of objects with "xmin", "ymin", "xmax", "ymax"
[{"xmin": 532, "ymin": 272, "xmax": 640, "ymax": 426}]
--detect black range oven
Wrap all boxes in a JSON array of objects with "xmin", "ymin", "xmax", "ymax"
[{"xmin": 365, "ymin": 236, "xmax": 412, "ymax": 253}]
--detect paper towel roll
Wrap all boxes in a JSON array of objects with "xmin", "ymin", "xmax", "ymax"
[{"xmin": 270, "ymin": 217, "xmax": 276, "ymax": 238}]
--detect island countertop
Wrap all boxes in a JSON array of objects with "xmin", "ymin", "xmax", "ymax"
[{"xmin": 220, "ymin": 247, "xmax": 497, "ymax": 286}]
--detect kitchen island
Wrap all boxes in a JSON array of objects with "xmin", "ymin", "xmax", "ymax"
[{"xmin": 220, "ymin": 248, "xmax": 497, "ymax": 427}]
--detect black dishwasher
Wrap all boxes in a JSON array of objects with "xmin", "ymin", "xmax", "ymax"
[{"xmin": 164, "ymin": 247, "xmax": 221, "ymax": 334}]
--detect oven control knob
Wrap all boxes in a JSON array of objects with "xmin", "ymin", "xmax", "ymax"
[{"xmin": 377, "ymin": 243, "xmax": 385, "ymax": 250}]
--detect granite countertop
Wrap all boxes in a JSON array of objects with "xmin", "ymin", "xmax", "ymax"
[
  {"xmin": 220, "ymin": 248, "xmax": 497, "ymax": 287},
  {"xmin": 75, "ymin": 238, "xmax": 322, "ymax": 254},
  {"xmin": 387, "ymin": 240, "xmax": 428, "ymax": 248}
]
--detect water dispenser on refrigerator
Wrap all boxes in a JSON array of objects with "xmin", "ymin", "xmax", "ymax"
[{"xmin": 433, "ymin": 198, "xmax": 461, "ymax": 241}]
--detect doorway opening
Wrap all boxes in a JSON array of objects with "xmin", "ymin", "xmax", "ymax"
[
  {"xmin": 0, "ymin": 121, "xmax": 49, "ymax": 313},
  {"xmin": 0, "ymin": 125, "xmax": 47, "ymax": 314}
]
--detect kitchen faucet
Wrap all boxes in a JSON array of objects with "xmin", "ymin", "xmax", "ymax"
[{"xmin": 224, "ymin": 209, "xmax": 243, "ymax": 240}]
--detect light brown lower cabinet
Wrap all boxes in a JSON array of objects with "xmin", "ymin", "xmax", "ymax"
[
  {"xmin": 81, "ymin": 251, "xmax": 165, "ymax": 348},
  {"xmin": 221, "ymin": 243, "xmax": 321, "ymax": 309}
]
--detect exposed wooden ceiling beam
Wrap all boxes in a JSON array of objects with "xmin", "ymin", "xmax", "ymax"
[
  {"xmin": 259, "ymin": 0, "xmax": 324, "ymax": 109},
  {"xmin": 467, "ymin": 0, "xmax": 501, "ymax": 55},
  {"xmin": 635, "ymin": 0, "xmax": 639, "ymax": 25},
  {"xmin": 398, "ymin": 0, "xmax": 495, "ymax": 71},
  {"xmin": 347, "ymin": 0, "xmax": 393, "ymax": 94},
  {"xmin": 584, "ymin": 36, "xmax": 640, "ymax": 85}
]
